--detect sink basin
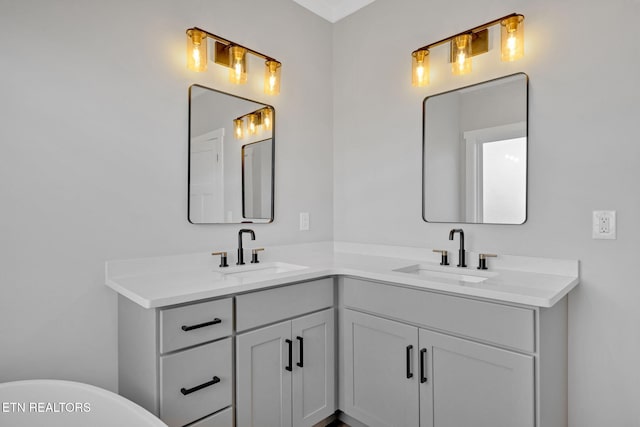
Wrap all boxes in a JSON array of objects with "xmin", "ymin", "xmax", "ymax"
[
  {"xmin": 393, "ymin": 263, "xmax": 494, "ymax": 283},
  {"xmin": 220, "ymin": 262, "xmax": 308, "ymax": 279}
]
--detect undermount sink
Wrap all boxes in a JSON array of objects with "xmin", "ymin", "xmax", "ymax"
[
  {"xmin": 219, "ymin": 262, "xmax": 308, "ymax": 279},
  {"xmin": 393, "ymin": 263, "xmax": 495, "ymax": 283}
]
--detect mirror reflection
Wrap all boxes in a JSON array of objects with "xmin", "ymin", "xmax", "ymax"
[
  {"xmin": 423, "ymin": 73, "xmax": 528, "ymax": 224},
  {"xmin": 189, "ymin": 85, "xmax": 274, "ymax": 224},
  {"xmin": 242, "ymin": 139, "xmax": 273, "ymax": 220}
]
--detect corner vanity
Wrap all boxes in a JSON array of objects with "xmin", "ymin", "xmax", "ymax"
[{"xmin": 106, "ymin": 242, "xmax": 578, "ymax": 427}]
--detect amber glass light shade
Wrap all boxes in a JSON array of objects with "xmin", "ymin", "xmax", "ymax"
[
  {"xmin": 229, "ymin": 46, "xmax": 248, "ymax": 84},
  {"xmin": 501, "ymin": 15, "xmax": 525, "ymax": 62},
  {"xmin": 247, "ymin": 114, "xmax": 258, "ymax": 135},
  {"xmin": 412, "ymin": 49, "xmax": 430, "ymax": 87},
  {"xmin": 234, "ymin": 118, "xmax": 244, "ymax": 139},
  {"xmin": 452, "ymin": 34, "xmax": 472, "ymax": 75},
  {"xmin": 264, "ymin": 60, "xmax": 281, "ymax": 95},
  {"xmin": 186, "ymin": 29, "xmax": 207, "ymax": 72},
  {"xmin": 262, "ymin": 108, "xmax": 273, "ymax": 130}
]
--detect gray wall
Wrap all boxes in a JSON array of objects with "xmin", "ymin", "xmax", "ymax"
[
  {"xmin": 334, "ymin": 0, "xmax": 640, "ymax": 425},
  {"xmin": 0, "ymin": 0, "xmax": 333, "ymax": 391},
  {"xmin": 2, "ymin": 0, "xmax": 639, "ymax": 426}
]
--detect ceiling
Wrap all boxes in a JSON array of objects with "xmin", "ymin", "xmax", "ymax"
[{"xmin": 292, "ymin": 0, "xmax": 376, "ymax": 23}]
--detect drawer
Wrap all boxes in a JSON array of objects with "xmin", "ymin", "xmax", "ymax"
[
  {"xmin": 236, "ymin": 278, "xmax": 334, "ymax": 332},
  {"xmin": 160, "ymin": 338, "xmax": 232, "ymax": 427},
  {"xmin": 189, "ymin": 407, "xmax": 232, "ymax": 427},
  {"xmin": 342, "ymin": 277, "xmax": 534, "ymax": 352},
  {"xmin": 160, "ymin": 298, "xmax": 232, "ymax": 353}
]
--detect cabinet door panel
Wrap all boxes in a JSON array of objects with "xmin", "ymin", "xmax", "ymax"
[
  {"xmin": 292, "ymin": 309, "xmax": 335, "ymax": 426},
  {"xmin": 343, "ymin": 309, "xmax": 419, "ymax": 427},
  {"xmin": 419, "ymin": 329, "xmax": 534, "ymax": 427},
  {"xmin": 237, "ymin": 321, "xmax": 293, "ymax": 427}
]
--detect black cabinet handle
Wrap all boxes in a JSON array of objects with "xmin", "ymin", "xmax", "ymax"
[
  {"xmin": 296, "ymin": 336, "xmax": 304, "ymax": 368},
  {"xmin": 420, "ymin": 348, "xmax": 428, "ymax": 383},
  {"xmin": 406, "ymin": 345, "xmax": 414, "ymax": 379},
  {"xmin": 181, "ymin": 318, "xmax": 221, "ymax": 331},
  {"xmin": 285, "ymin": 339, "xmax": 293, "ymax": 372},
  {"xmin": 180, "ymin": 376, "xmax": 220, "ymax": 395}
]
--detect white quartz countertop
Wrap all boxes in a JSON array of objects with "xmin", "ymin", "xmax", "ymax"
[{"xmin": 105, "ymin": 242, "xmax": 579, "ymax": 309}]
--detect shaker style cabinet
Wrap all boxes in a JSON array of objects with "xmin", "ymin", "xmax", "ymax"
[
  {"xmin": 342, "ymin": 309, "xmax": 419, "ymax": 426},
  {"xmin": 338, "ymin": 276, "xmax": 556, "ymax": 427},
  {"xmin": 118, "ymin": 296, "xmax": 234, "ymax": 427},
  {"xmin": 419, "ymin": 328, "xmax": 533, "ymax": 427},
  {"xmin": 342, "ymin": 309, "xmax": 534, "ymax": 427},
  {"xmin": 116, "ymin": 272, "xmax": 567, "ymax": 427},
  {"xmin": 236, "ymin": 308, "xmax": 335, "ymax": 427}
]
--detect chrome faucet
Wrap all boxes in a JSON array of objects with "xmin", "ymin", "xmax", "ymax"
[
  {"xmin": 237, "ymin": 229, "xmax": 255, "ymax": 265},
  {"xmin": 448, "ymin": 229, "xmax": 466, "ymax": 267}
]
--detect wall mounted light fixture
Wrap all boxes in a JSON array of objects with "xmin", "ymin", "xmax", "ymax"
[
  {"xmin": 233, "ymin": 107, "xmax": 274, "ymax": 140},
  {"xmin": 186, "ymin": 27, "xmax": 282, "ymax": 95},
  {"xmin": 411, "ymin": 13, "xmax": 524, "ymax": 86}
]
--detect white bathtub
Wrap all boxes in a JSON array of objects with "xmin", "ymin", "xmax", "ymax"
[{"xmin": 0, "ymin": 379, "xmax": 167, "ymax": 427}]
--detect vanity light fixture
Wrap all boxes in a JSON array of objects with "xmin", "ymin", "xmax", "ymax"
[
  {"xmin": 411, "ymin": 13, "xmax": 524, "ymax": 86},
  {"xmin": 186, "ymin": 27, "xmax": 282, "ymax": 95},
  {"xmin": 233, "ymin": 107, "xmax": 273, "ymax": 140}
]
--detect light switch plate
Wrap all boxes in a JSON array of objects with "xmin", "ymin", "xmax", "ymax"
[
  {"xmin": 299, "ymin": 212, "xmax": 310, "ymax": 231},
  {"xmin": 592, "ymin": 210, "xmax": 616, "ymax": 239}
]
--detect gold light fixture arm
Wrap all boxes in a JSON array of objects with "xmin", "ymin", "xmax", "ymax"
[
  {"xmin": 188, "ymin": 27, "xmax": 280, "ymax": 63},
  {"xmin": 411, "ymin": 13, "xmax": 522, "ymax": 55}
]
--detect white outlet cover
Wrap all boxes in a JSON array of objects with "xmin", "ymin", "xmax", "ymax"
[{"xmin": 592, "ymin": 210, "xmax": 616, "ymax": 239}]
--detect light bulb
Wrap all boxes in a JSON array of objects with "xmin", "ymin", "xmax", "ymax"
[
  {"xmin": 192, "ymin": 46, "xmax": 201, "ymax": 68},
  {"xmin": 457, "ymin": 52, "xmax": 466, "ymax": 71}
]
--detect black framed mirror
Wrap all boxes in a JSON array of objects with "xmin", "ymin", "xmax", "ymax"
[
  {"xmin": 188, "ymin": 85, "xmax": 274, "ymax": 224},
  {"xmin": 423, "ymin": 73, "xmax": 528, "ymax": 224}
]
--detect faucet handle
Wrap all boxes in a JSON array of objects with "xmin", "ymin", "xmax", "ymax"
[
  {"xmin": 432, "ymin": 249, "xmax": 449, "ymax": 266},
  {"xmin": 212, "ymin": 251, "xmax": 229, "ymax": 268},
  {"xmin": 251, "ymin": 248, "xmax": 264, "ymax": 264},
  {"xmin": 477, "ymin": 253, "xmax": 497, "ymax": 270}
]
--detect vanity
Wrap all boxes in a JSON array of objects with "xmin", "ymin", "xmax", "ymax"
[{"xmin": 107, "ymin": 242, "xmax": 578, "ymax": 427}]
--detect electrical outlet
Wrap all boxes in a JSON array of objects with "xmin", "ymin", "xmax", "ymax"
[
  {"xmin": 592, "ymin": 210, "xmax": 616, "ymax": 239},
  {"xmin": 299, "ymin": 212, "xmax": 310, "ymax": 231}
]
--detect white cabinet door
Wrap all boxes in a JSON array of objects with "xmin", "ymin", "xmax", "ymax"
[
  {"xmin": 236, "ymin": 321, "xmax": 292, "ymax": 427},
  {"xmin": 343, "ymin": 309, "xmax": 419, "ymax": 427},
  {"xmin": 419, "ymin": 328, "xmax": 534, "ymax": 427},
  {"xmin": 292, "ymin": 309, "xmax": 335, "ymax": 427}
]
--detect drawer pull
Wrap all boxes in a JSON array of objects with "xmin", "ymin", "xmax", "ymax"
[
  {"xmin": 420, "ymin": 348, "xmax": 428, "ymax": 384},
  {"xmin": 296, "ymin": 336, "xmax": 304, "ymax": 368},
  {"xmin": 181, "ymin": 318, "xmax": 222, "ymax": 332},
  {"xmin": 406, "ymin": 345, "xmax": 414, "ymax": 379},
  {"xmin": 285, "ymin": 339, "xmax": 293, "ymax": 372},
  {"xmin": 180, "ymin": 376, "xmax": 220, "ymax": 396}
]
